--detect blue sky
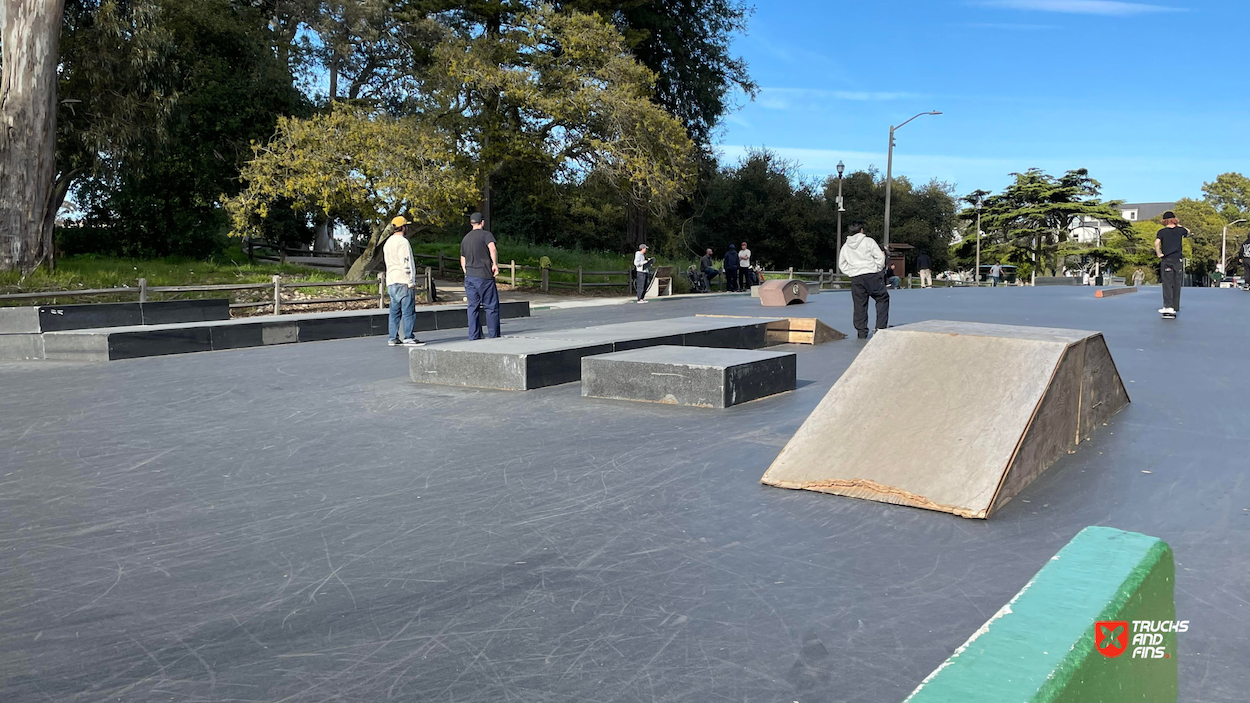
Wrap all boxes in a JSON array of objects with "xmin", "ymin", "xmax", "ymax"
[{"xmin": 714, "ymin": 0, "xmax": 1249, "ymax": 203}]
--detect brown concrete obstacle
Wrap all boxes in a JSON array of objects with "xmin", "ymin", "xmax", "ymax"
[
  {"xmin": 758, "ymin": 279, "xmax": 808, "ymax": 306},
  {"xmin": 696, "ymin": 315, "xmax": 846, "ymax": 345},
  {"xmin": 1095, "ymin": 287, "xmax": 1138, "ymax": 298},
  {"xmin": 760, "ymin": 321, "xmax": 1130, "ymax": 518}
]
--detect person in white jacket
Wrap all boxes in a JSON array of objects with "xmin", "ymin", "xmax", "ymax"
[
  {"xmin": 383, "ymin": 216, "xmax": 423, "ymax": 346},
  {"xmin": 837, "ymin": 221, "xmax": 890, "ymax": 339}
]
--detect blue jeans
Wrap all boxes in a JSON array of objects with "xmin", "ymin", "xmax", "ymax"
[
  {"xmin": 465, "ymin": 275, "xmax": 500, "ymax": 340},
  {"xmin": 388, "ymin": 283, "xmax": 416, "ymax": 340}
]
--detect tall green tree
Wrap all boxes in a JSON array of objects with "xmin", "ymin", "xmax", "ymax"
[
  {"xmin": 959, "ymin": 168, "xmax": 1130, "ymax": 277},
  {"xmin": 75, "ymin": 0, "xmax": 309, "ymax": 258},
  {"xmin": 826, "ymin": 168, "xmax": 957, "ymax": 272}
]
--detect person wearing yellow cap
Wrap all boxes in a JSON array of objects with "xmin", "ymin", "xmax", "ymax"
[{"xmin": 383, "ymin": 216, "xmax": 424, "ymax": 346}]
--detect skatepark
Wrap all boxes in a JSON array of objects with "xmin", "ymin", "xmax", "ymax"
[{"xmin": 0, "ymin": 286, "xmax": 1246, "ymax": 702}]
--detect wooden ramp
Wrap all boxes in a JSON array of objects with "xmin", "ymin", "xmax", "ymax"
[
  {"xmin": 760, "ymin": 321, "xmax": 1129, "ymax": 518},
  {"xmin": 696, "ymin": 315, "xmax": 845, "ymax": 345},
  {"xmin": 1095, "ymin": 286, "xmax": 1138, "ymax": 298}
]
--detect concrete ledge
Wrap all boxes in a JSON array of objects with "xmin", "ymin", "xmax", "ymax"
[
  {"xmin": 0, "ymin": 300, "xmax": 231, "ymax": 334},
  {"xmin": 0, "ymin": 333, "xmax": 45, "ymax": 360},
  {"xmin": 1034, "ymin": 276, "xmax": 1082, "ymax": 286},
  {"xmin": 410, "ymin": 338, "xmax": 615, "ymax": 390},
  {"xmin": 1095, "ymin": 287, "xmax": 1138, "ymax": 298},
  {"xmin": 903, "ymin": 526, "xmax": 1176, "ymax": 703},
  {"xmin": 33, "ymin": 303, "xmax": 532, "ymax": 361},
  {"xmin": 582, "ymin": 346, "xmax": 796, "ymax": 408}
]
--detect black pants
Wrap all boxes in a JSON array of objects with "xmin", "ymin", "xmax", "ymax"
[
  {"xmin": 1242, "ymin": 261, "xmax": 1249, "ymax": 287},
  {"xmin": 851, "ymin": 272, "xmax": 890, "ymax": 337},
  {"xmin": 636, "ymin": 271, "xmax": 651, "ymax": 300},
  {"xmin": 1160, "ymin": 257, "xmax": 1181, "ymax": 310},
  {"xmin": 725, "ymin": 268, "xmax": 738, "ymax": 291}
]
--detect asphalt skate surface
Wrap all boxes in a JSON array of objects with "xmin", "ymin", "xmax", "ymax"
[{"xmin": 1, "ymin": 286, "xmax": 1246, "ymax": 702}]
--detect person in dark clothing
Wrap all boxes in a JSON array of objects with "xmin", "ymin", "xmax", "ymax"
[
  {"xmin": 916, "ymin": 252, "xmax": 933, "ymax": 288},
  {"xmin": 1240, "ymin": 234, "xmax": 1250, "ymax": 290},
  {"xmin": 1155, "ymin": 211, "xmax": 1188, "ymax": 317},
  {"xmin": 723, "ymin": 245, "xmax": 740, "ymax": 291},
  {"xmin": 700, "ymin": 248, "xmax": 720, "ymax": 285},
  {"xmin": 460, "ymin": 212, "xmax": 501, "ymax": 339},
  {"xmin": 837, "ymin": 221, "xmax": 890, "ymax": 339}
]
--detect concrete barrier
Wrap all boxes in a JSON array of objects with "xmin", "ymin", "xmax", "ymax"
[
  {"xmin": 903, "ymin": 526, "xmax": 1177, "ymax": 703},
  {"xmin": 582, "ymin": 346, "xmax": 796, "ymax": 408},
  {"xmin": 1095, "ymin": 287, "xmax": 1138, "ymax": 298}
]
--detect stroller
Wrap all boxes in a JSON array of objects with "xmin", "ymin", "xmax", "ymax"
[{"xmin": 684, "ymin": 265, "xmax": 710, "ymax": 294}]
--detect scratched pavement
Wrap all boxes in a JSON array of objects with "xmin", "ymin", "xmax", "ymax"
[{"xmin": 1, "ymin": 287, "xmax": 1246, "ymax": 702}]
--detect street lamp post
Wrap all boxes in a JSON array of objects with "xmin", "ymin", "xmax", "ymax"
[
  {"xmin": 975, "ymin": 199, "xmax": 982, "ymax": 286},
  {"xmin": 1220, "ymin": 218, "xmax": 1246, "ymax": 275},
  {"xmin": 883, "ymin": 110, "xmax": 941, "ymax": 248},
  {"xmin": 835, "ymin": 161, "xmax": 845, "ymax": 274}
]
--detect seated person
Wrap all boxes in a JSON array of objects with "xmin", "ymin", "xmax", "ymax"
[
  {"xmin": 885, "ymin": 263, "xmax": 901, "ymax": 289},
  {"xmin": 699, "ymin": 248, "xmax": 720, "ymax": 285}
]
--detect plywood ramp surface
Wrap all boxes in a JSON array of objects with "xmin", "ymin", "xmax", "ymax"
[
  {"xmin": 695, "ymin": 315, "xmax": 845, "ymax": 344},
  {"xmin": 760, "ymin": 320, "xmax": 1128, "ymax": 518}
]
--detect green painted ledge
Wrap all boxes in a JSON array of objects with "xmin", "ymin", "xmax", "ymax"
[{"xmin": 903, "ymin": 526, "xmax": 1177, "ymax": 703}]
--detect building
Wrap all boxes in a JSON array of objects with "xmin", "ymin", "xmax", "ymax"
[{"xmin": 1071, "ymin": 202, "xmax": 1175, "ymax": 244}]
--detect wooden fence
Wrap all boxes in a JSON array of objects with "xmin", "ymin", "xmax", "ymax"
[
  {"xmin": 0, "ymin": 275, "xmax": 389, "ymax": 315},
  {"xmin": 245, "ymin": 238, "xmax": 357, "ymax": 274}
]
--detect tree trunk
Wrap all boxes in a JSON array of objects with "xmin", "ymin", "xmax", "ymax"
[
  {"xmin": 624, "ymin": 202, "xmax": 647, "ymax": 252},
  {"xmin": 480, "ymin": 172, "xmax": 492, "ymax": 230},
  {"xmin": 0, "ymin": 0, "xmax": 67, "ymax": 273},
  {"xmin": 346, "ymin": 221, "xmax": 391, "ymax": 280}
]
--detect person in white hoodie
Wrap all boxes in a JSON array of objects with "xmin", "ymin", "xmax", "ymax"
[
  {"xmin": 837, "ymin": 220, "xmax": 890, "ymax": 339},
  {"xmin": 383, "ymin": 216, "xmax": 423, "ymax": 346}
]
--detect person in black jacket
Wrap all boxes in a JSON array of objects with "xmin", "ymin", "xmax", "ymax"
[
  {"xmin": 916, "ymin": 251, "xmax": 933, "ymax": 288},
  {"xmin": 723, "ymin": 244, "xmax": 740, "ymax": 291}
]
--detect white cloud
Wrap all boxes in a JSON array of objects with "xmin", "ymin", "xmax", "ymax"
[{"xmin": 973, "ymin": 0, "xmax": 1183, "ymax": 15}]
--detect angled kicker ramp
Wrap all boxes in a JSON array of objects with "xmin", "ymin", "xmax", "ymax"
[{"xmin": 761, "ymin": 321, "xmax": 1129, "ymax": 518}]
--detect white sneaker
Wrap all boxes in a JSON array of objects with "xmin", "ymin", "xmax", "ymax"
[
  {"xmin": 401, "ymin": 338, "xmax": 425, "ymax": 346},
  {"xmin": 388, "ymin": 338, "xmax": 400, "ymax": 346},
  {"xmin": 1157, "ymin": 308, "xmax": 1168, "ymax": 314},
  {"xmin": 637, "ymin": 299, "xmax": 648, "ymax": 304}
]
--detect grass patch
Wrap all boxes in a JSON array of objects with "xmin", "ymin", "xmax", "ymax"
[{"xmin": 0, "ymin": 254, "xmax": 369, "ymax": 309}]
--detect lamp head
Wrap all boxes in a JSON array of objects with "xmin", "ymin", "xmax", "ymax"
[
  {"xmin": 928, "ymin": 111, "xmax": 942, "ymax": 115},
  {"xmin": 836, "ymin": 160, "xmax": 844, "ymax": 176}
]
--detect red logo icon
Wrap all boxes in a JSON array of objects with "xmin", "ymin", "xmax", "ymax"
[{"xmin": 1095, "ymin": 621, "xmax": 1128, "ymax": 658}]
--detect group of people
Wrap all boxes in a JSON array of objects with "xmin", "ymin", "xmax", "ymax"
[
  {"xmin": 697, "ymin": 242, "xmax": 758, "ymax": 292},
  {"xmin": 382, "ymin": 211, "xmax": 502, "ymax": 345}
]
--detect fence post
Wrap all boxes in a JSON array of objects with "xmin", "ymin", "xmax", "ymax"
[
  {"xmin": 510, "ymin": 260, "xmax": 516, "ymax": 287},
  {"xmin": 272, "ymin": 274, "xmax": 282, "ymax": 315},
  {"xmin": 138, "ymin": 278, "xmax": 147, "ymax": 303},
  {"xmin": 343, "ymin": 245, "xmax": 350, "ymax": 275},
  {"xmin": 438, "ymin": 252, "xmax": 444, "ymax": 277},
  {"xmin": 577, "ymin": 266, "xmax": 583, "ymax": 295},
  {"xmin": 425, "ymin": 267, "xmax": 434, "ymax": 303},
  {"xmin": 814, "ymin": 269, "xmax": 822, "ymax": 290},
  {"xmin": 541, "ymin": 267, "xmax": 549, "ymax": 293},
  {"xmin": 377, "ymin": 272, "xmax": 385, "ymax": 308},
  {"xmin": 787, "ymin": 266, "xmax": 794, "ymax": 278}
]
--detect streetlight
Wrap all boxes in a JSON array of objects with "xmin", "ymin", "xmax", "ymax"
[
  {"xmin": 975, "ymin": 199, "xmax": 982, "ymax": 286},
  {"xmin": 835, "ymin": 160, "xmax": 845, "ymax": 274},
  {"xmin": 1220, "ymin": 218, "xmax": 1246, "ymax": 275},
  {"xmin": 883, "ymin": 110, "xmax": 941, "ymax": 248}
]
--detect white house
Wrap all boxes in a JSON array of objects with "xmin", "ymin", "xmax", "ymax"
[{"xmin": 1071, "ymin": 202, "xmax": 1175, "ymax": 244}]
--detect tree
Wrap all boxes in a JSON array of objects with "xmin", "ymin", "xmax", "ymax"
[
  {"xmin": 414, "ymin": 4, "xmax": 697, "ymax": 242},
  {"xmin": 1201, "ymin": 172, "xmax": 1250, "ymax": 221},
  {"xmin": 226, "ymin": 106, "xmax": 477, "ymax": 279},
  {"xmin": 959, "ymin": 168, "xmax": 1130, "ymax": 277},
  {"xmin": 0, "ymin": 0, "xmax": 68, "ymax": 272},
  {"xmin": 70, "ymin": 0, "xmax": 309, "ymax": 258}
]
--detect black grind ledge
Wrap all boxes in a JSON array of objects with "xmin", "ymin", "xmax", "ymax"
[{"xmin": 29, "ymin": 302, "xmax": 529, "ymax": 362}]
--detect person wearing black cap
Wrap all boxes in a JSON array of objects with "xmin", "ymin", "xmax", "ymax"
[
  {"xmin": 1154, "ymin": 211, "xmax": 1188, "ymax": 318},
  {"xmin": 461, "ymin": 212, "xmax": 501, "ymax": 339}
]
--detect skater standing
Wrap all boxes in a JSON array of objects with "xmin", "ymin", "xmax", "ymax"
[
  {"xmin": 1133, "ymin": 268, "xmax": 1145, "ymax": 287},
  {"xmin": 838, "ymin": 221, "xmax": 889, "ymax": 339},
  {"xmin": 1155, "ymin": 211, "xmax": 1188, "ymax": 318},
  {"xmin": 383, "ymin": 216, "xmax": 423, "ymax": 346},
  {"xmin": 461, "ymin": 212, "xmax": 501, "ymax": 339},
  {"xmin": 916, "ymin": 251, "xmax": 933, "ymax": 288},
  {"xmin": 1240, "ymin": 233, "xmax": 1250, "ymax": 290},
  {"xmin": 723, "ymin": 244, "xmax": 740, "ymax": 291},
  {"xmin": 634, "ymin": 244, "xmax": 654, "ymax": 303}
]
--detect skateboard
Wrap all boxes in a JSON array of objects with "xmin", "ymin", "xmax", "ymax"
[{"xmin": 1162, "ymin": 312, "xmax": 1176, "ymax": 320}]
